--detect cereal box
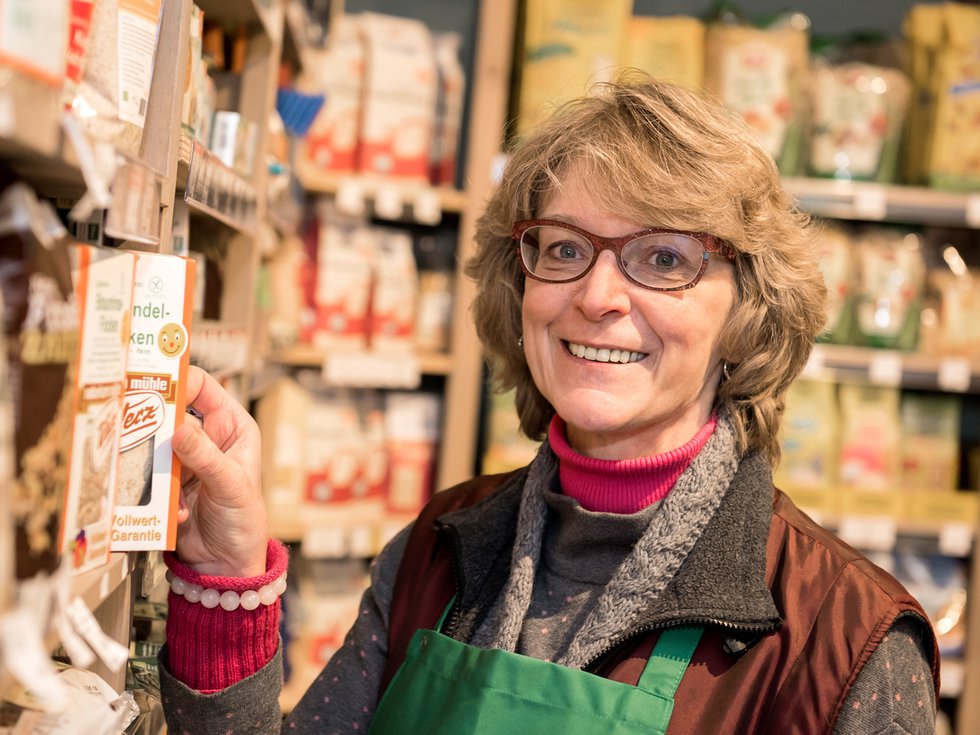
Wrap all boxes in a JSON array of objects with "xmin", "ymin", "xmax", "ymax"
[
  {"xmin": 111, "ymin": 252, "xmax": 195, "ymax": 551},
  {"xmin": 59, "ymin": 244, "xmax": 135, "ymax": 573}
]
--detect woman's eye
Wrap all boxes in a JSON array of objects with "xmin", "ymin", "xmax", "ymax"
[
  {"xmin": 557, "ymin": 242, "xmax": 580, "ymax": 259},
  {"xmin": 653, "ymin": 250, "xmax": 679, "ymax": 268}
]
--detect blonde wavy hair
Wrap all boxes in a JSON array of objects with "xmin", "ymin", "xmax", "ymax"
[{"xmin": 466, "ymin": 74, "xmax": 827, "ymax": 463}]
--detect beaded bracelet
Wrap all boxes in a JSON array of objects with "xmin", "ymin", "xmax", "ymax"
[{"xmin": 166, "ymin": 569, "xmax": 287, "ymax": 611}]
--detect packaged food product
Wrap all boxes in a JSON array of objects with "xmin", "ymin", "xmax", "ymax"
[
  {"xmin": 901, "ymin": 393, "xmax": 961, "ymax": 491},
  {"xmin": 814, "ymin": 221, "xmax": 856, "ymax": 344},
  {"xmin": 257, "ymin": 376, "xmax": 309, "ymax": 512},
  {"xmin": 413, "ymin": 233, "xmax": 455, "ymax": 354},
  {"xmin": 111, "ymin": 252, "xmax": 195, "ymax": 551},
  {"xmin": 774, "ymin": 378, "xmax": 839, "ymax": 491},
  {"xmin": 0, "ymin": 181, "xmax": 77, "ymax": 580},
  {"xmin": 514, "ymin": 0, "xmax": 634, "ymax": 138},
  {"xmin": 481, "ymin": 388, "xmax": 542, "ymax": 475},
  {"xmin": 622, "ymin": 15, "xmax": 705, "ymax": 89},
  {"xmin": 357, "ymin": 13, "xmax": 437, "ymax": 180},
  {"xmin": 852, "ymin": 228, "xmax": 926, "ymax": 350},
  {"xmin": 837, "ymin": 382, "xmax": 902, "ymax": 489},
  {"xmin": 311, "ymin": 209, "xmax": 372, "ymax": 351},
  {"xmin": 384, "ymin": 391, "xmax": 441, "ymax": 513},
  {"xmin": 807, "ymin": 61, "xmax": 911, "ymax": 182},
  {"xmin": 71, "ymin": 0, "xmax": 163, "ymax": 157},
  {"xmin": 368, "ymin": 228, "xmax": 417, "ymax": 353},
  {"xmin": 302, "ymin": 15, "xmax": 365, "ymax": 176},
  {"xmin": 430, "ymin": 32, "xmax": 466, "ymax": 187},
  {"xmin": 704, "ymin": 17, "xmax": 810, "ymax": 175},
  {"xmin": 930, "ymin": 267, "xmax": 980, "ymax": 358},
  {"xmin": 59, "ymin": 244, "xmax": 136, "ymax": 573}
]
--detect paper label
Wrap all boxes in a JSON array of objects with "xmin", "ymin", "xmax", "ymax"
[{"xmin": 0, "ymin": 0, "xmax": 69, "ymax": 84}]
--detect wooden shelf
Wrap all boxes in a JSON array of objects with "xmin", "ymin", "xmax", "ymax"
[
  {"xmin": 176, "ymin": 133, "xmax": 259, "ymax": 236},
  {"xmin": 805, "ymin": 344, "xmax": 980, "ymax": 393},
  {"xmin": 273, "ymin": 343, "xmax": 455, "ymax": 377},
  {"xmin": 783, "ymin": 177, "xmax": 980, "ymax": 228}
]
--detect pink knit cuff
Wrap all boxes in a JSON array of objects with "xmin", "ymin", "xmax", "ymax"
[{"xmin": 163, "ymin": 539, "xmax": 288, "ymax": 692}]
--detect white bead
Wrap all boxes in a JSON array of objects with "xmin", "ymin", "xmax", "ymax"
[
  {"xmin": 184, "ymin": 583, "xmax": 203, "ymax": 603},
  {"xmin": 240, "ymin": 590, "xmax": 261, "ymax": 610},
  {"xmin": 258, "ymin": 584, "xmax": 278, "ymax": 605},
  {"xmin": 165, "ymin": 569, "xmax": 174, "ymax": 583},
  {"xmin": 219, "ymin": 590, "xmax": 240, "ymax": 611},
  {"xmin": 271, "ymin": 575, "xmax": 287, "ymax": 596},
  {"xmin": 200, "ymin": 588, "xmax": 221, "ymax": 608},
  {"xmin": 170, "ymin": 577, "xmax": 188, "ymax": 595}
]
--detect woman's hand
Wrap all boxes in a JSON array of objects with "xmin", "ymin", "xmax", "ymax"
[{"xmin": 171, "ymin": 366, "xmax": 268, "ymax": 577}]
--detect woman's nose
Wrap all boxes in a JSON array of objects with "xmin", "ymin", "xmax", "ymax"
[{"xmin": 575, "ymin": 250, "xmax": 632, "ymax": 318}]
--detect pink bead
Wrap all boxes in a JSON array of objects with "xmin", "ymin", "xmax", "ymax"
[
  {"xmin": 200, "ymin": 588, "xmax": 221, "ymax": 608},
  {"xmin": 170, "ymin": 577, "xmax": 188, "ymax": 595},
  {"xmin": 184, "ymin": 584, "xmax": 203, "ymax": 603},
  {"xmin": 258, "ymin": 584, "xmax": 278, "ymax": 605}
]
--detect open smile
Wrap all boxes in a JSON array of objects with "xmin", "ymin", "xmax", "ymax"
[{"xmin": 565, "ymin": 341, "xmax": 647, "ymax": 364}]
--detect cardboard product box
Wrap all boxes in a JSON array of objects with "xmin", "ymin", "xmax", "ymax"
[
  {"xmin": 59, "ymin": 244, "xmax": 136, "ymax": 573},
  {"xmin": 514, "ymin": 0, "xmax": 634, "ymax": 139},
  {"xmin": 111, "ymin": 252, "xmax": 195, "ymax": 551},
  {"xmin": 357, "ymin": 13, "xmax": 437, "ymax": 180}
]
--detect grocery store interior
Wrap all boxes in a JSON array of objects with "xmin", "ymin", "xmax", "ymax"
[{"xmin": 1, "ymin": 0, "xmax": 979, "ymax": 732}]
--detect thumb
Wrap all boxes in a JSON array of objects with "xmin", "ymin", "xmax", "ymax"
[{"xmin": 172, "ymin": 421, "xmax": 235, "ymax": 494}]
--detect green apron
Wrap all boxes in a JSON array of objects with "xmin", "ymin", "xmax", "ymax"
[{"xmin": 369, "ymin": 615, "xmax": 703, "ymax": 735}]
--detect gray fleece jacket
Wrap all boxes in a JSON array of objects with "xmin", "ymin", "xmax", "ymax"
[{"xmin": 160, "ymin": 417, "xmax": 936, "ymax": 734}]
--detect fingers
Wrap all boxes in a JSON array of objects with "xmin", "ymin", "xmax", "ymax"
[{"xmin": 172, "ymin": 420, "xmax": 238, "ymax": 497}]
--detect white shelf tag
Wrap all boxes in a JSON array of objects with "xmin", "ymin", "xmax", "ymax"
[
  {"xmin": 374, "ymin": 185, "xmax": 403, "ymax": 220},
  {"xmin": 838, "ymin": 515, "xmax": 897, "ymax": 552},
  {"xmin": 302, "ymin": 527, "xmax": 347, "ymax": 558},
  {"xmin": 868, "ymin": 352, "xmax": 903, "ymax": 386},
  {"xmin": 322, "ymin": 352, "xmax": 421, "ymax": 389},
  {"xmin": 939, "ymin": 523, "xmax": 974, "ymax": 557},
  {"xmin": 336, "ymin": 180, "xmax": 366, "ymax": 217},
  {"xmin": 413, "ymin": 189, "xmax": 442, "ymax": 225},
  {"xmin": 965, "ymin": 195, "xmax": 980, "ymax": 229},
  {"xmin": 853, "ymin": 186, "xmax": 888, "ymax": 220},
  {"xmin": 801, "ymin": 345, "xmax": 827, "ymax": 378},
  {"xmin": 937, "ymin": 357, "xmax": 972, "ymax": 393},
  {"xmin": 348, "ymin": 524, "xmax": 376, "ymax": 557}
]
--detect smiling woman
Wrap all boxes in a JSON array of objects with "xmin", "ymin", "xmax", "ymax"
[{"xmin": 159, "ymin": 74, "xmax": 940, "ymax": 735}]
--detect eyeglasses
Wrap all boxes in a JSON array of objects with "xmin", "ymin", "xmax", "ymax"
[{"xmin": 513, "ymin": 219, "xmax": 736, "ymax": 292}]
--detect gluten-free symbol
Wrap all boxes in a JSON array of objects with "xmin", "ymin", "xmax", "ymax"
[
  {"xmin": 149, "ymin": 276, "xmax": 165, "ymax": 294},
  {"xmin": 158, "ymin": 322, "xmax": 187, "ymax": 358}
]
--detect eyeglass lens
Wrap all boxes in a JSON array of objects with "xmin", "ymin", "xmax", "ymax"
[{"xmin": 519, "ymin": 224, "xmax": 707, "ymax": 290}]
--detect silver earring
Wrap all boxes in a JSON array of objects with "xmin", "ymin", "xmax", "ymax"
[
  {"xmin": 722, "ymin": 361, "xmax": 732, "ymax": 380},
  {"xmin": 518, "ymin": 336, "xmax": 524, "ymax": 348}
]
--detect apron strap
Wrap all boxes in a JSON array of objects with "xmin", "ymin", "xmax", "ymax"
[{"xmin": 636, "ymin": 626, "xmax": 704, "ymax": 699}]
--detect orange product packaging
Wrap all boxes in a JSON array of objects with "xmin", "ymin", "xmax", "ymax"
[
  {"xmin": 111, "ymin": 252, "xmax": 195, "ymax": 551},
  {"xmin": 59, "ymin": 244, "xmax": 136, "ymax": 573}
]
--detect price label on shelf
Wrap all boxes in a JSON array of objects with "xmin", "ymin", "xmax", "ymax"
[
  {"xmin": 336, "ymin": 179, "xmax": 366, "ymax": 217},
  {"xmin": 374, "ymin": 185, "xmax": 404, "ymax": 220},
  {"xmin": 965, "ymin": 195, "xmax": 980, "ymax": 229},
  {"xmin": 853, "ymin": 186, "xmax": 888, "ymax": 220},
  {"xmin": 937, "ymin": 357, "xmax": 972, "ymax": 393},
  {"xmin": 322, "ymin": 352, "xmax": 421, "ymax": 389},
  {"xmin": 302, "ymin": 527, "xmax": 347, "ymax": 558},
  {"xmin": 838, "ymin": 515, "xmax": 897, "ymax": 552},
  {"xmin": 413, "ymin": 188, "xmax": 442, "ymax": 225},
  {"xmin": 939, "ymin": 523, "xmax": 974, "ymax": 557},
  {"xmin": 868, "ymin": 352, "xmax": 903, "ymax": 386}
]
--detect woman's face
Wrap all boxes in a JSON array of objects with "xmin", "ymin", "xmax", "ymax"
[{"xmin": 521, "ymin": 173, "xmax": 737, "ymax": 459}]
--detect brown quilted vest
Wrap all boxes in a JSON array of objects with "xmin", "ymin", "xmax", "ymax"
[{"xmin": 381, "ymin": 471, "xmax": 940, "ymax": 735}]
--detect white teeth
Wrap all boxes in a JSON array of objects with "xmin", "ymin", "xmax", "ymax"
[{"xmin": 567, "ymin": 342, "xmax": 645, "ymax": 363}]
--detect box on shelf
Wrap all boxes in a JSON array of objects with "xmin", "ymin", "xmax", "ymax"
[
  {"xmin": 622, "ymin": 15, "xmax": 705, "ymax": 90},
  {"xmin": 112, "ymin": 252, "xmax": 195, "ymax": 551},
  {"xmin": 59, "ymin": 244, "xmax": 135, "ymax": 574}
]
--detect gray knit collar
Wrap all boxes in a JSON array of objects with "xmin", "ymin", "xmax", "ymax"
[{"xmin": 468, "ymin": 414, "xmax": 747, "ymax": 667}]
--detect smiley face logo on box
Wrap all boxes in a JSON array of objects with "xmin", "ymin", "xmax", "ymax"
[{"xmin": 158, "ymin": 322, "xmax": 187, "ymax": 358}]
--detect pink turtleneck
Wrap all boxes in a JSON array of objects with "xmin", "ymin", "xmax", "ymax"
[{"xmin": 547, "ymin": 414, "xmax": 717, "ymax": 514}]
